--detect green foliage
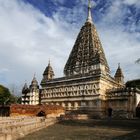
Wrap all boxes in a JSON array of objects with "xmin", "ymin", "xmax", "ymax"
[
  {"xmin": 126, "ymin": 79, "xmax": 140, "ymax": 89},
  {"xmin": 0, "ymin": 85, "xmax": 18, "ymax": 105},
  {"xmin": 17, "ymin": 96, "xmax": 22, "ymax": 104},
  {"xmin": 0, "ymin": 85, "xmax": 11, "ymax": 105}
]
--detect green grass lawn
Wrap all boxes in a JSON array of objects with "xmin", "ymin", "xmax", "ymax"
[{"xmin": 19, "ymin": 119, "xmax": 140, "ymax": 140}]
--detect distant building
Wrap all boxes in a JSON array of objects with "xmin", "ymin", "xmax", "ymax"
[
  {"xmin": 126, "ymin": 79, "xmax": 140, "ymax": 89},
  {"xmin": 21, "ymin": 75, "xmax": 40, "ymax": 105}
]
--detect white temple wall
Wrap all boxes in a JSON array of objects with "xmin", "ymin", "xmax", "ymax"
[{"xmin": 136, "ymin": 93, "xmax": 140, "ymax": 107}]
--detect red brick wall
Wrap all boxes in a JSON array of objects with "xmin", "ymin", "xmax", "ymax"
[{"xmin": 10, "ymin": 104, "xmax": 65, "ymax": 117}]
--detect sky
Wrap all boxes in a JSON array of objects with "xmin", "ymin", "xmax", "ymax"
[{"xmin": 0, "ymin": 0, "xmax": 140, "ymax": 94}]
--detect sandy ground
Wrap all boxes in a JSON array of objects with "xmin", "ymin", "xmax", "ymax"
[{"xmin": 19, "ymin": 119, "xmax": 140, "ymax": 140}]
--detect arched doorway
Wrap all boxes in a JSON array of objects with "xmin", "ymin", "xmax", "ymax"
[
  {"xmin": 136, "ymin": 107, "xmax": 140, "ymax": 118},
  {"xmin": 37, "ymin": 111, "xmax": 46, "ymax": 117},
  {"xmin": 136, "ymin": 102, "xmax": 140, "ymax": 118}
]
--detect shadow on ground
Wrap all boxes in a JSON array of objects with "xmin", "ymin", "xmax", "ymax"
[
  {"xmin": 112, "ymin": 130, "xmax": 140, "ymax": 140},
  {"xmin": 58, "ymin": 119, "xmax": 140, "ymax": 129},
  {"xmin": 58, "ymin": 119, "xmax": 140, "ymax": 140}
]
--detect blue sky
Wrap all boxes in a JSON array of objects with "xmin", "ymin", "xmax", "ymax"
[
  {"xmin": 0, "ymin": 0, "xmax": 139, "ymax": 94},
  {"xmin": 22, "ymin": 0, "xmax": 140, "ymax": 32}
]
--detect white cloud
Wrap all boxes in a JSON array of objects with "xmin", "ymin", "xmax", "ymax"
[
  {"xmin": 98, "ymin": 26, "xmax": 140, "ymax": 80},
  {"xmin": 123, "ymin": 0, "xmax": 140, "ymax": 6},
  {"xmin": 80, "ymin": 0, "xmax": 97, "ymax": 7},
  {"xmin": 53, "ymin": 0, "xmax": 66, "ymax": 5},
  {"xmin": 0, "ymin": 0, "xmax": 75, "ymax": 89}
]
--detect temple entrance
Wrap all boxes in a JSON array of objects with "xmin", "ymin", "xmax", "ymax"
[
  {"xmin": 136, "ymin": 101, "xmax": 140, "ymax": 118},
  {"xmin": 37, "ymin": 111, "xmax": 46, "ymax": 117},
  {"xmin": 107, "ymin": 107, "xmax": 113, "ymax": 118},
  {"xmin": 136, "ymin": 107, "xmax": 140, "ymax": 118}
]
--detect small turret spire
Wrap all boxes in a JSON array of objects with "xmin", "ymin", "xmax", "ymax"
[
  {"xmin": 87, "ymin": 0, "xmax": 93, "ymax": 23},
  {"xmin": 114, "ymin": 63, "xmax": 124, "ymax": 85},
  {"xmin": 41, "ymin": 60, "xmax": 55, "ymax": 83}
]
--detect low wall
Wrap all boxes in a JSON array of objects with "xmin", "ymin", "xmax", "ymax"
[
  {"xmin": 60, "ymin": 114, "xmax": 89, "ymax": 120},
  {"xmin": 0, "ymin": 133, "xmax": 12, "ymax": 140},
  {"xmin": 0, "ymin": 117, "xmax": 57, "ymax": 140},
  {"xmin": 10, "ymin": 104, "xmax": 65, "ymax": 118}
]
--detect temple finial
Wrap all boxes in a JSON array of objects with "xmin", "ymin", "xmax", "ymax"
[
  {"xmin": 87, "ymin": 0, "xmax": 93, "ymax": 23},
  {"xmin": 48, "ymin": 59, "xmax": 51, "ymax": 66},
  {"xmin": 34, "ymin": 73, "xmax": 36, "ymax": 78},
  {"xmin": 118, "ymin": 63, "xmax": 120, "ymax": 68}
]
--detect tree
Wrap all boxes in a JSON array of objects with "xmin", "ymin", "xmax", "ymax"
[
  {"xmin": 0, "ymin": 85, "xmax": 18, "ymax": 105},
  {"xmin": 17, "ymin": 96, "xmax": 22, "ymax": 104},
  {"xmin": 0, "ymin": 85, "xmax": 11, "ymax": 105}
]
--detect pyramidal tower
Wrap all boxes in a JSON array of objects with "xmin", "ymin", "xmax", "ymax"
[{"xmin": 64, "ymin": 0, "xmax": 110, "ymax": 77}]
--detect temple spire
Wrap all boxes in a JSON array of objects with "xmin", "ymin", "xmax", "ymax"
[
  {"xmin": 87, "ymin": 0, "xmax": 93, "ymax": 23},
  {"xmin": 64, "ymin": 0, "xmax": 110, "ymax": 77},
  {"xmin": 48, "ymin": 59, "xmax": 51, "ymax": 66}
]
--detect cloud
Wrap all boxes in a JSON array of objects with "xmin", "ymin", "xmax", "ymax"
[
  {"xmin": 80, "ymin": 0, "xmax": 97, "ymax": 7},
  {"xmin": 123, "ymin": 0, "xmax": 140, "ymax": 6},
  {"xmin": 98, "ymin": 26, "xmax": 140, "ymax": 79},
  {"xmin": 53, "ymin": 0, "xmax": 65, "ymax": 5},
  {"xmin": 0, "ymin": 0, "xmax": 74, "ymax": 88}
]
